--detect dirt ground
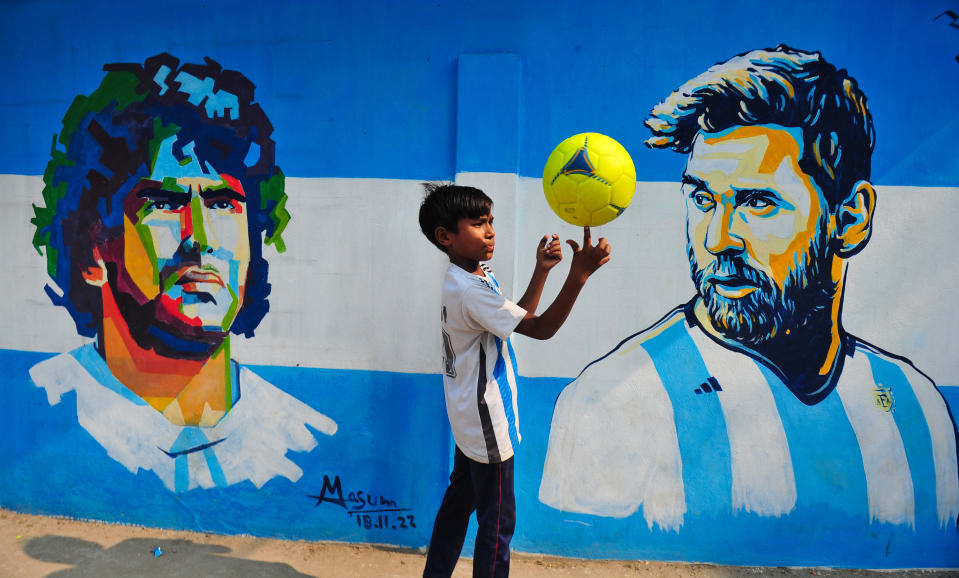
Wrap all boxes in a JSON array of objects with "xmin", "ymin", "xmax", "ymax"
[{"xmin": 1, "ymin": 509, "xmax": 955, "ymax": 577}]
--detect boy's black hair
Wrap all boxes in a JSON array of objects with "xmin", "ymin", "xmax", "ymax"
[{"xmin": 418, "ymin": 182, "xmax": 493, "ymax": 252}]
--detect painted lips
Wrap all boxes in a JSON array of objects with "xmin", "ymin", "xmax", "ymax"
[
  {"xmin": 706, "ymin": 275, "xmax": 758, "ymax": 299},
  {"xmin": 176, "ymin": 269, "xmax": 224, "ymax": 292}
]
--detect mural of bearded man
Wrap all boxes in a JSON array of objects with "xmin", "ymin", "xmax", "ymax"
[{"xmin": 540, "ymin": 45, "xmax": 959, "ymax": 536}]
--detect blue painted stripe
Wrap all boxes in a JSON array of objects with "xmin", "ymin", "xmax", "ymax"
[
  {"xmin": 230, "ymin": 360, "xmax": 240, "ymax": 407},
  {"xmin": 174, "ymin": 455, "xmax": 189, "ymax": 493},
  {"xmin": 203, "ymin": 446, "xmax": 229, "ymax": 488},
  {"xmin": 2, "ymin": 2, "xmax": 956, "ymax": 185},
  {"xmin": 70, "ymin": 344, "xmax": 147, "ymax": 405},
  {"xmin": 169, "ymin": 428, "xmax": 221, "ymax": 493},
  {"xmin": 494, "ymin": 336, "xmax": 519, "ymax": 451},
  {"xmin": 758, "ymin": 362, "xmax": 869, "ymax": 517},
  {"xmin": 864, "ymin": 351, "xmax": 936, "ymax": 528},
  {"xmin": 941, "ymin": 386, "xmax": 959, "ymax": 417},
  {"xmin": 642, "ymin": 319, "xmax": 731, "ymax": 517}
]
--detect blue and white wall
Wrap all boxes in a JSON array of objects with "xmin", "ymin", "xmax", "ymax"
[{"xmin": 2, "ymin": 0, "xmax": 958, "ymax": 569}]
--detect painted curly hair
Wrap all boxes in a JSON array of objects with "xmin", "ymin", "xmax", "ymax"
[{"xmin": 31, "ymin": 53, "xmax": 290, "ymax": 338}]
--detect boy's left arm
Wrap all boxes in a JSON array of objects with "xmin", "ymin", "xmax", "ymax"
[
  {"xmin": 515, "ymin": 234, "xmax": 563, "ymax": 314},
  {"xmin": 514, "ymin": 227, "xmax": 610, "ymax": 340}
]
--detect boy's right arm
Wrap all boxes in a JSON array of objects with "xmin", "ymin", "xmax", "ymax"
[{"xmin": 514, "ymin": 227, "xmax": 610, "ymax": 340}]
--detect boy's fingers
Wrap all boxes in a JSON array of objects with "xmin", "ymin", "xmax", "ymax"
[
  {"xmin": 566, "ymin": 239, "xmax": 580, "ymax": 252},
  {"xmin": 538, "ymin": 235, "xmax": 549, "ymax": 249},
  {"xmin": 583, "ymin": 226, "xmax": 592, "ymax": 247}
]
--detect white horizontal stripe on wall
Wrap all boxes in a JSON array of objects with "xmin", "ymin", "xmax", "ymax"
[{"xmin": 1, "ymin": 173, "xmax": 956, "ymax": 385}]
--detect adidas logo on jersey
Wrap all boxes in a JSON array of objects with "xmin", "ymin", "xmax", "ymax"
[{"xmin": 694, "ymin": 376, "xmax": 723, "ymax": 395}]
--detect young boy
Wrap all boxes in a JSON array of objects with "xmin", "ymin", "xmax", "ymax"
[{"xmin": 418, "ymin": 182, "xmax": 611, "ymax": 577}]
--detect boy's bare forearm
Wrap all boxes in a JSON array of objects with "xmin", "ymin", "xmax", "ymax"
[
  {"xmin": 515, "ymin": 272, "xmax": 586, "ymax": 340},
  {"xmin": 515, "ymin": 266, "xmax": 550, "ymax": 314},
  {"xmin": 514, "ymin": 227, "xmax": 610, "ymax": 341}
]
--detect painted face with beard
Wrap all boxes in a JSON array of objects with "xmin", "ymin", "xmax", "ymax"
[
  {"xmin": 105, "ymin": 133, "xmax": 251, "ymax": 357},
  {"xmin": 682, "ymin": 125, "xmax": 838, "ymax": 346}
]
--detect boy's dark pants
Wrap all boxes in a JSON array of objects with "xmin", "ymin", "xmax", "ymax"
[{"xmin": 423, "ymin": 447, "xmax": 516, "ymax": 578}]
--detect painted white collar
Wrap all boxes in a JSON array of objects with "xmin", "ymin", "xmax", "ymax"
[{"xmin": 29, "ymin": 344, "xmax": 337, "ymax": 492}]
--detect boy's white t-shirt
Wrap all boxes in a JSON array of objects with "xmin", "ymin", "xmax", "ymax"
[{"xmin": 440, "ymin": 263, "xmax": 526, "ymax": 464}]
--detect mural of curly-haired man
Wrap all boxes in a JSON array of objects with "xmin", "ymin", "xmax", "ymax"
[{"xmin": 30, "ymin": 54, "xmax": 336, "ymax": 493}]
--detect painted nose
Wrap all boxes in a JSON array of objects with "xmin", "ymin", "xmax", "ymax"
[
  {"xmin": 704, "ymin": 205, "xmax": 745, "ymax": 255},
  {"xmin": 180, "ymin": 198, "xmax": 216, "ymax": 254}
]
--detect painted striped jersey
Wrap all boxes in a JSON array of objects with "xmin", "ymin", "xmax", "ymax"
[
  {"xmin": 441, "ymin": 264, "xmax": 525, "ymax": 464},
  {"xmin": 29, "ymin": 344, "xmax": 337, "ymax": 492},
  {"xmin": 539, "ymin": 304, "xmax": 959, "ymax": 531}
]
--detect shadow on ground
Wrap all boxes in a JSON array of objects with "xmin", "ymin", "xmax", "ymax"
[{"xmin": 23, "ymin": 535, "xmax": 311, "ymax": 577}]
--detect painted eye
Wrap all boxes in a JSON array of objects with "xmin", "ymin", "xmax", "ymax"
[
  {"xmin": 745, "ymin": 196, "xmax": 772, "ymax": 209},
  {"xmin": 211, "ymin": 200, "xmax": 233, "ymax": 210},
  {"xmin": 152, "ymin": 200, "xmax": 183, "ymax": 211},
  {"xmin": 691, "ymin": 192, "xmax": 714, "ymax": 210}
]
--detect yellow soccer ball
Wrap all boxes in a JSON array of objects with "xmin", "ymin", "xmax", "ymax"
[{"xmin": 542, "ymin": 132, "xmax": 636, "ymax": 227}]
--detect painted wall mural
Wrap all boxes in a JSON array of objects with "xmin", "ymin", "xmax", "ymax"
[
  {"xmin": 539, "ymin": 44, "xmax": 959, "ymax": 538},
  {"xmin": 3, "ymin": 51, "xmax": 448, "ymax": 547},
  {"xmin": 1, "ymin": 0, "xmax": 957, "ymax": 571},
  {"xmin": 29, "ymin": 53, "xmax": 338, "ymax": 493}
]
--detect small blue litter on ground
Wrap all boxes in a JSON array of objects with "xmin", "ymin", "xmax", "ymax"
[{"xmin": 154, "ymin": 546, "xmax": 164, "ymax": 557}]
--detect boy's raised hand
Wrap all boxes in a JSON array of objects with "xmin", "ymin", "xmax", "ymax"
[
  {"xmin": 566, "ymin": 226, "xmax": 611, "ymax": 282},
  {"xmin": 536, "ymin": 234, "xmax": 564, "ymax": 271},
  {"xmin": 514, "ymin": 227, "xmax": 611, "ymax": 340}
]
